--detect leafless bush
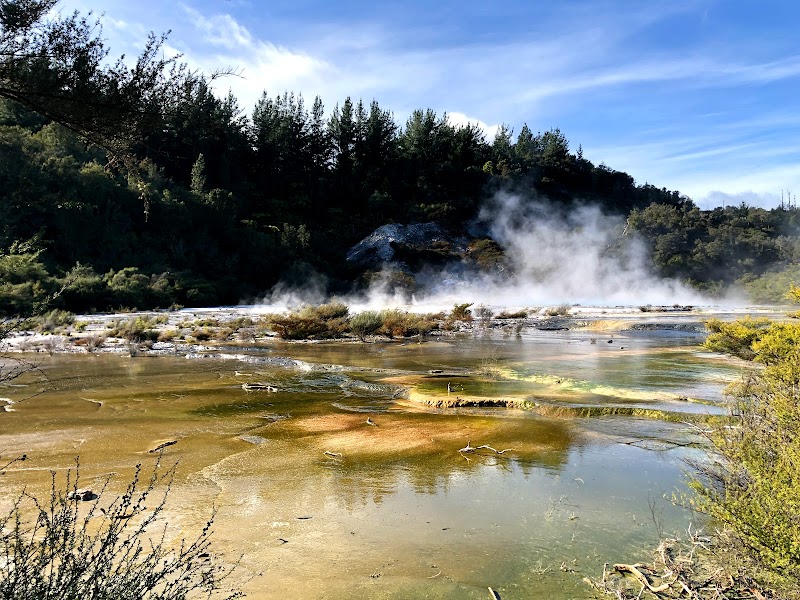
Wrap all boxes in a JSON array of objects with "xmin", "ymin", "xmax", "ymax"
[{"xmin": 0, "ymin": 458, "xmax": 242, "ymax": 599}]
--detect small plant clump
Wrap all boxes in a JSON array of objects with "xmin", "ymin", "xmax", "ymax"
[
  {"xmin": 30, "ymin": 309, "xmax": 75, "ymax": 333},
  {"xmin": 377, "ymin": 309, "xmax": 436, "ymax": 338},
  {"xmin": 450, "ymin": 303, "xmax": 473, "ymax": 322},
  {"xmin": 157, "ymin": 329, "xmax": 178, "ymax": 343},
  {"xmin": 267, "ymin": 302, "xmax": 350, "ymax": 340},
  {"xmin": 74, "ymin": 334, "xmax": 106, "ymax": 352},
  {"xmin": 108, "ymin": 315, "xmax": 167, "ymax": 343},
  {"xmin": 496, "ymin": 309, "xmax": 528, "ymax": 319},
  {"xmin": 474, "ymin": 304, "xmax": 493, "ymax": 321},
  {"xmin": 190, "ymin": 328, "xmax": 212, "ymax": 342},
  {"xmin": 544, "ymin": 304, "xmax": 571, "ymax": 317}
]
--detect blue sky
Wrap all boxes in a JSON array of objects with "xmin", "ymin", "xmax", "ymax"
[{"xmin": 58, "ymin": 0, "xmax": 800, "ymax": 208}]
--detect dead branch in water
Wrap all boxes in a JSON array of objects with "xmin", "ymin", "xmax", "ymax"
[
  {"xmin": 458, "ymin": 441, "xmax": 512, "ymax": 462},
  {"xmin": 148, "ymin": 440, "xmax": 178, "ymax": 453}
]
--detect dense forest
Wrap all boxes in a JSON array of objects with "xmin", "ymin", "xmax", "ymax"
[{"xmin": 2, "ymin": 2, "xmax": 800, "ymax": 315}]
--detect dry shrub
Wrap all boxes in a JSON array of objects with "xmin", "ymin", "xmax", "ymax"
[
  {"xmin": 267, "ymin": 302, "xmax": 350, "ymax": 340},
  {"xmin": 544, "ymin": 304, "xmax": 571, "ymax": 317},
  {"xmin": 378, "ymin": 310, "xmax": 435, "ymax": 338},
  {"xmin": 496, "ymin": 309, "xmax": 528, "ymax": 319},
  {"xmin": 0, "ymin": 459, "xmax": 241, "ymax": 599},
  {"xmin": 450, "ymin": 303, "xmax": 473, "ymax": 322},
  {"xmin": 157, "ymin": 330, "xmax": 177, "ymax": 342}
]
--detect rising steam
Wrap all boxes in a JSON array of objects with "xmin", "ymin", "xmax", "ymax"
[{"xmin": 259, "ymin": 193, "xmax": 706, "ymax": 312}]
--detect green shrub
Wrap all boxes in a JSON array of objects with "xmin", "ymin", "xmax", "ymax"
[
  {"xmin": 191, "ymin": 329, "xmax": 212, "ymax": 342},
  {"xmin": 0, "ymin": 251, "xmax": 56, "ymax": 316},
  {"xmin": 191, "ymin": 318, "xmax": 219, "ymax": 328},
  {"xmin": 741, "ymin": 265, "xmax": 800, "ymax": 304},
  {"xmin": 108, "ymin": 316, "xmax": 163, "ymax": 342},
  {"xmin": 267, "ymin": 315, "xmax": 327, "ymax": 340},
  {"xmin": 226, "ymin": 317, "xmax": 254, "ymax": 329},
  {"xmin": 703, "ymin": 316, "xmax": 772, "ymax": 360},
  {"xmin": 349, "ymin": 311, "xmax": 383, "ymax": 341},
  {"xmin": 692, "ymin": 309, "xmax": 800, "ymax": 594},
  {"xmin": 157, "ymin": 330, "xmax": 177, "ymax": 342},
  {"xmin": 467, "ymin": 238, "xmax": 506, "ymax": 270},
  {"xmin": 60, "ymin": 263, "xmax": 106, "ymax": 313}
]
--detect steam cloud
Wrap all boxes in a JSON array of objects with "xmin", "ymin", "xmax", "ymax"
[{"xmin": 259, "ymin": 192, "xmax": 706, "ymax": 312}]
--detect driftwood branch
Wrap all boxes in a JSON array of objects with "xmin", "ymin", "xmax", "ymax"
[
  {"xmin": 458, "ymin": 441, "xmax": 513, "ymax": 463},
  {"xmin": 613, "ymin": 563, "xmax": 671, "ymax": 593},
  {"xmin": 459, "ymin": 441, "xmax": 512, "ymax": 455}
]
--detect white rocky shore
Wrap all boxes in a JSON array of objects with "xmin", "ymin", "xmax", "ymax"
[{"xmin": 0, "ymin": 303, "xmax": 785, "ymax": 356}]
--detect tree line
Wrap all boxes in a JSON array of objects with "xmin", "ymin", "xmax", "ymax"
[{"xmin": 1, "ymin": 1, "xmax": 799, "ymax": 316}]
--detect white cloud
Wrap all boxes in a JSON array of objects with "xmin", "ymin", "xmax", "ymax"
[{"xmin": 445, "ymin": 112, "xmax": 499, "ymax": 139}]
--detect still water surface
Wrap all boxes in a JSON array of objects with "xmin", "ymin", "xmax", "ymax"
[{"xmin": 0, "ymin": 327, "xmax": 743, "ymax": 598}]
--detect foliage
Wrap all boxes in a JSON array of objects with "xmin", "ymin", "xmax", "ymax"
[
  {"xmin": 30, "ymin": 308, "xmax": 74, "ymax": 332},
  {"xmin": 740, "ymin": 266, "xmax": 800, "ymax": 304},
  {"xmin": 349, "ymin": 310, "xmax": 383, "ymax": 341},
  {"xmin": 0, "ymin": 459, "xmax": 241, "ymax": 599},
  {"xmin": 629, "ymin": 203, "xmax": 800, "ymax": 295},
  {"xmin": 108, "ymin": 315, "xmax": 166, "ymax": 342},
  {"xmin": 467, "ymin": 238, "xmax": 506, "ymax": 270},
  {"xmin": 378, "ymin": 309, "xmax": 435, "ymax": 338},
  {"xmin": 703, "ymin": 316, "xmax": 772, "ymax": 360},
  {"xmin": 0, "ymin": 248, "xmax": 56, "ymax": 316},
  {"xmin": 267, "ymin": 302, "xmax": 349, "ymax": 340},
  {"xmin": 0, "ymin": 0, "xmax": 197, "ymax": 163},
  {"xmin": 302, "ymin": 301, "xmax": 348, "ymax": 321},
  {"xmin": 450, "ymin": 303, "xmax": 473, "ymax": 321},
  {"xmin": 692, "ymin": 313, "xmax": 800, "ymax": 596}
]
